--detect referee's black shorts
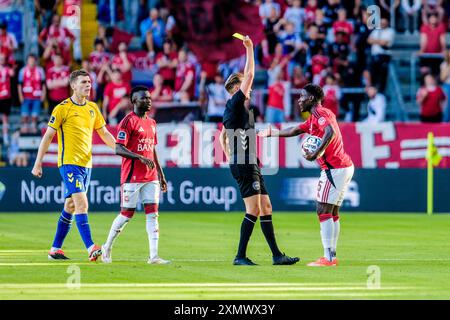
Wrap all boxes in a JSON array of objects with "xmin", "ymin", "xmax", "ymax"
[{"xmin": 229, "ymin": 164, "xmax": 268, "ymax": 198}]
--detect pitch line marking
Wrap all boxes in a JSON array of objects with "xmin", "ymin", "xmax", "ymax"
[
  {"xmin": 0, "ymin": 250, "xmax": 86, "ymax": 253},
  {"xmin": 108, "ymin": 258, "xmax": 450, "ymax": 262},
  {"xmin": 0, "ymin": 292, "xmax": 409, "ymax": 298},
  {"xmin": 0, "ymin": 283, "xmax": 414, "ymax": 290},
  {"xmin": 0, "ymin": 263, "xmax": 93, "ymax": 266}
]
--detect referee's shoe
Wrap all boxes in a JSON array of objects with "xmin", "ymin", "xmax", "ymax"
[
  {"xmin": 273, "ymin": 254, "xmax": 300, "ymax": 265},
  {"xmin": 233, "ymin": 257, "xmax": 258, "ymax": 266}
]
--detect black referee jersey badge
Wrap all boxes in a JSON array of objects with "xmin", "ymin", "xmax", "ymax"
[
  {"xmin": 89, "ymin": 110, "xmax": 95, "ymax": 118},
  {"xmin": 49, "ymin": 116, "xmax": 56, "ymax": 124},
  {"xmin": 252, "ymin": 181, "xmax": 260, "ymax": 191}
]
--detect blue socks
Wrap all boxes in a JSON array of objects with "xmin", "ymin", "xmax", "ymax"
[
  {"xmin": 75, "ymin": 213, "xmax": 94, "ymax": 250},
  {"xmin": 51, "ymin": 210, "xmax": 73, "ymax": 250}
]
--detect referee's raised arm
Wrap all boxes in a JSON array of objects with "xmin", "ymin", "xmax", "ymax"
[{"xmin": 239, "ymin": 36, "xmax": 254, "ymax": 99}]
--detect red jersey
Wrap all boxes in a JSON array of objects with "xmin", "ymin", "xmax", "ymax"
[
  {"xmin": 46, "ymin": 65, "xmax": 70, "ymax": 101},
  {"xmin": 63, "ymin": 0, "xmax": 82, "ymax": 17},
  {"xmin": 200, "ymin": 61, "xmax": 218, "ymax": 80},
  {"xmin": 130, "ymin": 51, "xmax": 155, "ymax": 72},
  {"xmin": 332, "ymin": 21, "xmax": 353, "ymax": 44},
  {"xmin": 299, "ymin": 105, "xmax": 352, "ymax": 170},
  {"xmin": 155, "ymin": 52, "xmax": 177, "ymax": 82},
  {"xmin": 175, "ymin": 61, "xmax": 195, "ymax": 98},
  {"xmin": 104, "ymin": 81, "xmax": 131, "ymax": 113},
  {"xmin": 322, "ymin": 85, "xmax": 340, "ymax": 117},
  {"xmin": 112, "ymin": 53, "xmax": 134, "ymax": 83},
  {"xmin": 0, "ymin": 65, "xmax": 13, "ymax": 99},
  {"xmin": 420, "ymin": 23, "xmax": 446, "ymax": 53},
  {"xmin": 89, "ymin": 51, "xmax": 111, "ymax": 74},
  {"xmin": 304, "ymin": 5, "xmax": 317, "ymax": 23},
  {"xmin": 39, "ymin": 25, "xmax": 74, "ymax": 48},
  {"xmin": 267, "ymin": 82, "xmax": 285, "ymax": 110},
  {"xmin": 0, "ymin": 33, "xmax": 17, "ymax": 65},
  {"xmin": 18, "ymin": 66, "xmax": 45, "ymax": 99},
  {"xmin": 150, "ymin": 86, "xmax": 173, "ymax": 102},
  {"xmin": 311, "ymin": 54, "xmax": 329, "ymax": 76},
  {"xmin": 117, "ymin": 112, "xmax": 159, "ymax": 184},
  {"xmin": 418, "ymin": 86, "xmax": 446, "ymax": 117}
]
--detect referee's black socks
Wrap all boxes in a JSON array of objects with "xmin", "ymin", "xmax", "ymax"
[
  {"xmin": 236, "ymin": 214, "xmax": 257, "ymax": 259},
  {"xmin": 260, "ymin": 215, "xmax": 283, "ymax": 257}
]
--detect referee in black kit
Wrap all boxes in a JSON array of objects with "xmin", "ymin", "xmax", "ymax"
[{"xmin": 219, "ymin": 35, "xmax": 299, "ymax": 266}]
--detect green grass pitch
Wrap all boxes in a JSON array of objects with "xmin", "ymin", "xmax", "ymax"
[{"xmin": 0, "ymin": 212, "xmax": 449, "ymax": 300}]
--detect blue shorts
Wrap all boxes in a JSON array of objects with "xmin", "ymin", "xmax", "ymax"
[
  {"xmin": 21, "ymin": 99, "xmax": 42, "ymax": 117},
  {"xmin": 59, "ymin": 165, "xmax": 92, "ymax": 198},
  {"xmin": 265, "ymin": 106, "xmax": 285, "ymax": 124}
]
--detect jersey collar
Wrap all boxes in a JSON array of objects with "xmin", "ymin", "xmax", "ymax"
[{"xmin": 70, "ymin": 97, "xmax": 87, "ymax": 106}]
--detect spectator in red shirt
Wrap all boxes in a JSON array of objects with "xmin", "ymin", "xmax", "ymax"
[
  {"xmin": 291, "ymin": 66, "xmax": 309, "ymax": 89},
  {"xmin": 332, "ymin": 8, "xmax": 353, "ymax": 44},
  {"xmin": 18, "ymin": 54, "xmax": 46, "ymax": 133},
  {"xmin": 201, "ymin": 60, "xmax": 219, "ymax": 85},
  {"xmin": 103, "ymin": 69, "xmax": 132, "ymax": 124},
  {"xmin": 46, "ymin": 53, "xmax": 70, "ymax": 114},
  {"xmin": 0, "ymin": 52, "xmax": 14, "ymax": 145},
  {"xmin": 155, "ymin": 39, "xmax": 178, "ymax": 88},
  {"xmin": 42, "ymin": 37, "xmax": 64, "ymax": 70},
  {"xmin": 419, "ymin": 13, "xmax": 447, "ymax": 75},
  {"xmin": 0, "ymin": 21, "xmax": 18, "ymax": 66},
  {"xmin": 266, "ymin": 72, "xmax": 286, "ymax": 123},
  {"xmin": 417, "ymin": 74, "xmax": 447, "ymax": 122},
  {"xmin": 266, "ymin": 43, "xmax": 290, "ymax": 82},
  {"xmin": 38, "ymin": 15, "xmax": 75, "ymax": 65},
  {"xmin": 304, "ymin": 0, "xmax": 318, "ymax": 27},
  {"xmin": 90, "ymin": 39, "xmax": 111, "ymax": 103},
  {"xmin": 89, "ymin": 39, "xmax": 111, "ymax": 75},
  {"xmin": 322, "ymin": 73, "xmax": 341, "ymax": 117},
  {"xmin": 174, "ymin": 48, "xmax": 195, "ymax": 102},
  {"xmin": 421, "ymin": 14, "xmax": 446, "ymax": 53},
  {"xmin": 311, "ymin": 48, "xmax": 330, "ymax": 85},
  {"xmin": 111, "ymin": 42, "xmax": 133, "ymax": 83},
  {"xmin": 150, "ymin": 73, "xmax": 173, "ymax": 103}
]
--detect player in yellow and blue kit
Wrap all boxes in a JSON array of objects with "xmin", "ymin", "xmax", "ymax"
[{"xmin": 32, "ymin": 69, "xmax": 116, "ymax": 261}]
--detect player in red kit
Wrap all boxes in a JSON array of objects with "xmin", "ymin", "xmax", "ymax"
[
  {"xmin": 259, "ymin": 84, "xmax": 354, "ymax": 267},
  {"xmin": 102, "ymin": 86, "xmax": 170, "ymax": 264}
]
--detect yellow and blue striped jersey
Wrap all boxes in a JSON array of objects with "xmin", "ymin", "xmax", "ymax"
[{"xmin": 48, "ymin": 98, "xmax": 106, "ymax": 168}]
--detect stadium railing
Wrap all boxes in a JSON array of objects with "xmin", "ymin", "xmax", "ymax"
[
  {"xmin": 388, "ymin": 63, "xmax": 409, "ymax": 121},
  {"xmin": 153, "ymin": 101, "xmax": 201, "ymax": 123},
  {"xmin": 22, "ymin": 0, "xmax": 38, "ymax": 57}
]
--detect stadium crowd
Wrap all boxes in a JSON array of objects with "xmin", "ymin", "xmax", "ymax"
[{"xmin": 0, "ymin": 0, "xmax": 450, "ymax": 166}]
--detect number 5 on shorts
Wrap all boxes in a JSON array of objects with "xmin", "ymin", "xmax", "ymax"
[{"xmin": 317, "ymin": 180, "xmax": 323, "ymax": 199}]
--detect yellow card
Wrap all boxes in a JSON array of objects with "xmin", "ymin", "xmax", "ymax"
[{"xmin": 232, "ymin": 33, "xmax": 245, "ymax": 40}]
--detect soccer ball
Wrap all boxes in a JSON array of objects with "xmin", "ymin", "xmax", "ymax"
[{"xmin": 301, "ymin": 135, "xmax": 322, "ymax": 157}]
